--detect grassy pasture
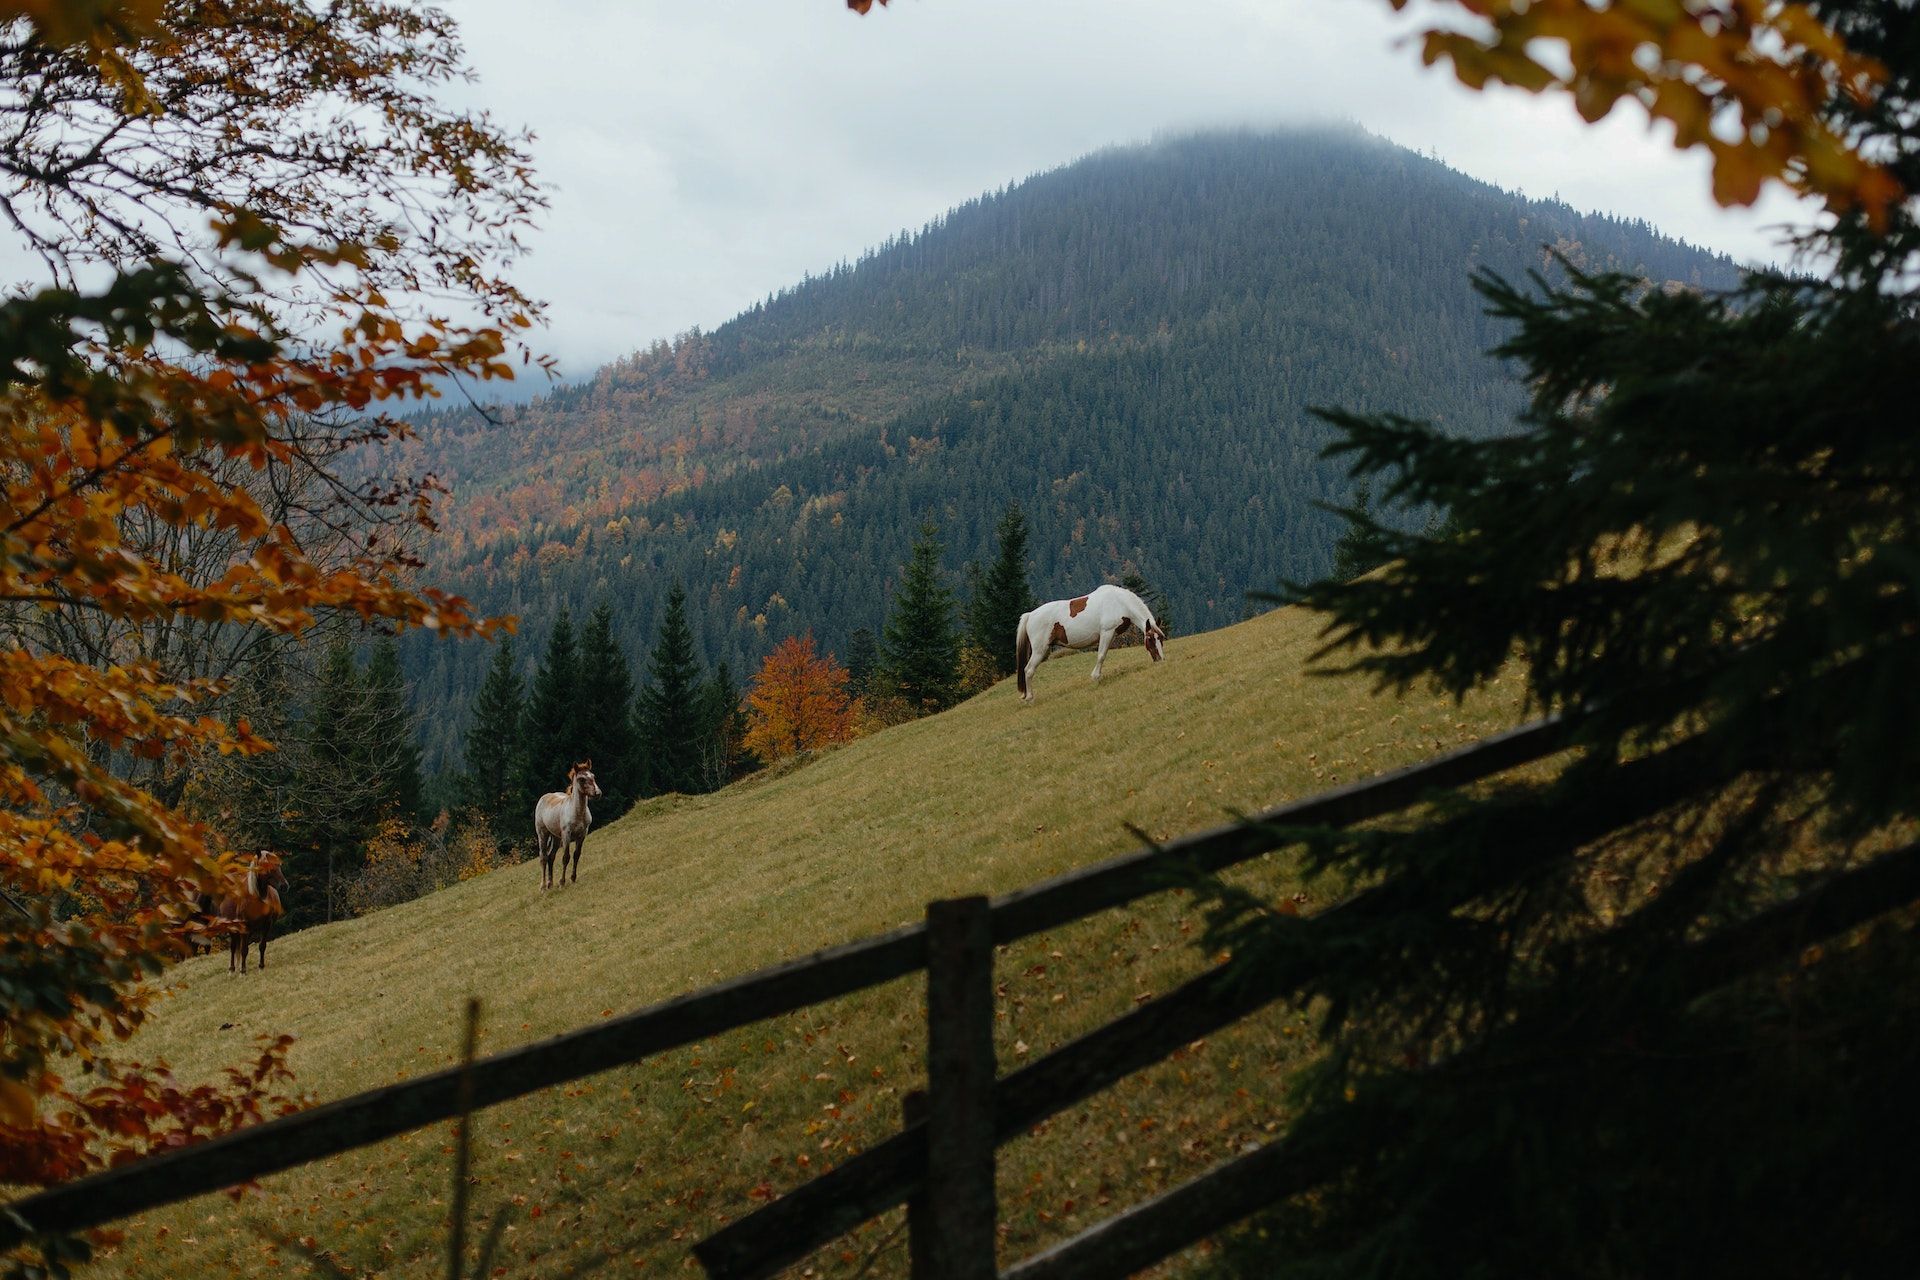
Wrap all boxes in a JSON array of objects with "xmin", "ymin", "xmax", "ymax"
[{"xmin": 90, "ymin": 603, "xmax": 1524, "ymax": 1279}]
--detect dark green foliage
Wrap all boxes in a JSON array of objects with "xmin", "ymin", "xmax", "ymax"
[
  {"xmin": 297, "ymin": 634, "xmax": 375, "ymax": 926},
  {"xmin": 518, "ymin": 608, "xmax": 580, "ymax": 803},
  {"xmin": 363, "ymin": 637, "xmax": 424, "ymax": 823},
  {"xmin": 1327, "ymin": 480, "xmax": 1395, "ymax": 582},
  {"xmin": 697, "ymin": 661, "xmax": 753, "ymax": 791},
  {"xmin": 843, "ymin": 627, "xmax": 878, "ymax": 698},
  {"xmin": 881, "ymin": 523, "xmax": 960, "ymax": 715},
  {"xmin": 393, "ymin": 129, "xmax": 1739, "ymax": 773},
  {"xmin": 223, "ymin": 637, "xmax": 300, "ymax": 855},
  {"xmin": 637, "ymin": 582, "xmax": 707, "ymax": 796},
  {"xmin": 460, "ymin": 638, "xmax": 525, "ymax": 841},
  {"xmin": 1204, "ymin": 95, "xmax": 1920, "ymax": 1271},
  {"xmin": 577, "ymin": 603, "xmax": 640, "ymax": 820},
  {"xmin": 967, "ymin": 503, "xmax": 1034, "ymax": 676}
]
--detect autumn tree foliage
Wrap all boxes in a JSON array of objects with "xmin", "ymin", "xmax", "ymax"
[
  {"xmin": 0, "ymin": 0, "xmax": 537, "ymax": 1255},
  {"xmin": 743, "ymin": 634, "xmax": 858, "ymax": 764}
]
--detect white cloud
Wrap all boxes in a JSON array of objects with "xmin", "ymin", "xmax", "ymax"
[{"xmin": 440, "ymin": 0, "xmax": 1815, "ymax": 379}]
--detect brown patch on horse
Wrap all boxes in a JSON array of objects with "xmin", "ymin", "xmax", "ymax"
[
  {"xmin": 1115, "ymin": 617, "xmax": 1132, "ymax": 635},
  {"xmin": 1068, "ymin": 596, "xmax": 1089, "ymax": 616},
  {"xmin": 1050, "ymin": 622, "xmax": 1069, "ymax": 647}
]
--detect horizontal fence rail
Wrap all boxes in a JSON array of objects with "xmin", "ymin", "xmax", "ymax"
[
  {"xmin": 0, "ymin": 712, "xmax": 1579, "ymax": 1253},
  {"xmin": 1001, "ymin": 835, "xmax": 1920, "ymax": 1279},
  {"xmin": 694, "ymin": 727, "xmax": 1728, "ymax": 1279}
]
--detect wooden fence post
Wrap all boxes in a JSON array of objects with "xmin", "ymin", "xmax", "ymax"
[
  {"xmin": 921, "ymin": 896, "xmax": 997, "ymax": 1280},
  {"xmin": 903, "ymin": 1089, "xmax": 932, "ymax": 1280}
]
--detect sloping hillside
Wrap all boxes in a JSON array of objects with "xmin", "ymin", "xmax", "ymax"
[
  {"xmin": 98, "ymin": 603, "xmax": 1528, "ymax": 1278},
  {"xmin": 394, "ymin": 127, "xmax": 1736, "ymax": 770}
]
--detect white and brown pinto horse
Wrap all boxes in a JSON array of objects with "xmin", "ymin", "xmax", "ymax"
[
  {"xmin": 1016, "ymin": 584, "xmax": 1166, "ymax": 702},
  {"xmin": 218, "ymin": 850, "xmax": 288, "ymax": 974},
  {"xmin": 535, "ymin": 760, "xmax": 602, "ymax": 890}
]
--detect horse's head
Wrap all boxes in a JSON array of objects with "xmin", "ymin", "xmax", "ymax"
[
  {"xmin": 570, "ymin": 761, "xmax": 602, "ymax": 799},
  {"xmin": 254, "ymin": 850, "xmax": 289, "ymax": 890},
  {"xmin": 1144, "ymin": 623, "xmax": 1167, "ymax": 661}
]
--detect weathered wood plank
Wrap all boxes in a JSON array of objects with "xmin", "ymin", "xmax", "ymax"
[
  {"xmin": 0, "ymin": 922, "xmax": 928, "ymax": 1250},
  {"xmin": 1000, "ymin": 836, "xmax": 1920, "ymax": 1277},
  {"xmin": 903, "ymin": 1090, "xmax": 932, "ymax": 1280},
  {"xmin": 999, "ymin": 1127, "xmax": 1347, "ymax": 1280},
  {"xmin": 693, "ymin": 729, "xmax": 1724, "ymax": 1280},
  {"xmin": 3, "ymin": 712, "xmax": 1577, "ymax": 1253},
  {"xmin": 922, "ymin": 898, "xmax": 997, "ymax": 1280}
]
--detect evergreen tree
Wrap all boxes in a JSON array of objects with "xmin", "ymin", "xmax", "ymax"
[
  {"xmin": 968, "ymin": 502, "xmax": 1035, "ymax": 675},
  {"xmin": 518, "ymin": 607, "xmax": 580, "ymax": 803},
  {"xmin": 460, "ymin": 637, "xmax": 525, "ymax": 842},
  {"xmin": 301, "ymin": 632, "xmax": 376, "ymax": 925},
  {"xmin": 696, "ymin": 661, "xmax": 752, "ymax": 790},
  {"xmin": 1209, "ymin": 146, "xmax": 1920, "ymax": 1272},
  {"xmin": 577, "ymin": 603, "xmax": 640, "ymax": 820},
  {"xmin": 882, "ymin": 522, "xmax": 960, "ymax": 714},
  {"xmin": 636, "ymin": 582, "xmax": 706, "ymax": 796},
  {"xmin": 364, "ymin": 635, "xmax": 424, "ymax": 823},
  {"xmin": 1329, "ymin": 479, "xmax": 1395, "ymax": 581},
  {"xmin": 225, "ymin": 636, "xmax": 300, "ymax": 855},
  {"xmin": 844, "ymin": 627, "xmax": 879, "ymax": 698}
]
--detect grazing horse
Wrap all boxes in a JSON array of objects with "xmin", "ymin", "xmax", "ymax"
[
  {"xmin": 535, "ymin": 760, "xmax": 602, "ymax": 890},
  {"xmin": 218, "ymin": 851, "xmax": 288, "ymax": 974},
  {"xmin": 1015, "ymin": 583, "xmax": 1166, "ymax": 702}
]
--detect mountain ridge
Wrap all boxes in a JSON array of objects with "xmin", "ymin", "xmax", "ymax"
[{"xmin": 391, "ymin": 126, "xmax": 1741, "ymax": 773}]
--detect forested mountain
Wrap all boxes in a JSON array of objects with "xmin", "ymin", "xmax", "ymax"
[{"xmin": 395, "ymin": 126, "xmax": 1739, "ymax": 773}]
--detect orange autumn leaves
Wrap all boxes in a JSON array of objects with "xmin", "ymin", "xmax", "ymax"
[
  {"xmin": 0, "ymin": 0, "xmax": 527, "ymax": 1211},
  {"xmin": 1411, "ymin": 0, "xmax": 1899, "ymax": 220},
  {"xmin": 743, "ymin": 635, "xmax": 859, "ymax": 764},
  {"xmin": 0, "ymin": 262, "xmax": 508, "ymax": 1187}
]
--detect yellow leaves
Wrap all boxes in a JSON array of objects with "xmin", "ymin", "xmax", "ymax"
[{"xmin": 1402, "ymin": 0, "xmax": 1901, "ymax": 222}]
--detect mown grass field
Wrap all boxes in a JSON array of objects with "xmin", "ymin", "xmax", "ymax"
[{"xmin": 93, "ymin": 603, "xmax": 1525, "ymax": 1279}]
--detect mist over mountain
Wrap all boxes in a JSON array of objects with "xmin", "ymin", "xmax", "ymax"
[{"xmin": 393, "ymin": 126, "xmax": 1740, "ymax": 774}]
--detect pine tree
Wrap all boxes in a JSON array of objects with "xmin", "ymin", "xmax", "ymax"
[
  {"xmin": 460, "ymin": 638, "xmax": 525, "ymax": 843},
  {"xmin": 577, "ymin": 603, "xmax": 640, "ymax": 820},
  {"xmin": 364, "ymin": 636, "xmax": 424, "ymax": 824},
  {"xmin": 636, "ymin": 582, "xmax": 705, "ymax": 796},
  {"xmin": 697, "ymin": 661, "xmax": 751, "ymax": 790},
  {"xmin": 301, "ymin": 632, "xmax": 376, "ymax": 925},
  {"xmin": 518, "ymin": 607, "xmax": 580, "ymax": 804},
  {"xmin": 882, "ymin": 522, "xmax": 960, "ymax": 714},
  {"xmin": 1329, "ymin": 480, "xmax": 1395, "ymax": 581},
  {"xmin": 225, "ymin": 636, "xmax": 300, "ymax": 854},
  {"xmin": 1209, "ymin": 224, "xmax": 1920, "ymax": 1270},
  {"xmin": 844, "ymin": 627, "xmax": 879, "ymax": 698},
  {"xmin": 968, "ymin": 503, "xmax": 1035, "ymax": 675}
]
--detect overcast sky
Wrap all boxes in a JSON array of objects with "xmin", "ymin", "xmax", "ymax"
[{"xmin": 444, "ymin": 0, "xmax": 1813, "ymax": 382}]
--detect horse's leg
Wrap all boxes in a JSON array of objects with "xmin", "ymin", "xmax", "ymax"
[
  {"xmin": 258, "ymin": 922, "xmax": 270, "ymax": 971},
  {"xmin": 570, "ymin": 833, "xmax": 584, "ymax": 884},
  {"xmin": 1091, "ymin": 625, "xmax": 1118, "ymax": 681},
  {"xmin": 1022, "ymin": 639, "xmax": 1047, "ymax": 703},
  {"xmin": 229, "ymin": 931, "xmax": 238, "ymax": 974}
]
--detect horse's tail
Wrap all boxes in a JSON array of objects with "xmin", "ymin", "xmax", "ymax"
[{"xmin": 1015, "ymin": 614, "xmax": 1032, "ymax": 697}]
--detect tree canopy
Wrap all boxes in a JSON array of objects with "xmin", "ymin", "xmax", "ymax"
[{"xmin": 0, "ymin": 0, "xmax": 534, "ymax": 1234}]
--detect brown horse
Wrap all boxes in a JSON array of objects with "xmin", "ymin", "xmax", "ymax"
[{"xmin": 218, "ymin": 851, "xmax": 289, "ymax": 974}]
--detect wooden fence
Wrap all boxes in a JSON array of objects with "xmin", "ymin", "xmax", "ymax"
[{"xmin": 0, "ymin": 714, "xmax": 1584, "ymax": 1270}]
